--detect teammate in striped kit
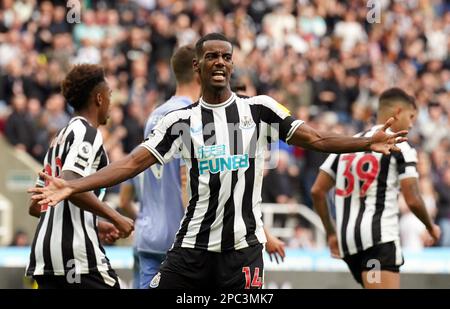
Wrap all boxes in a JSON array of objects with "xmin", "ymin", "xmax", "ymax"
[
  {"xmin": 26, "ymin": 64, "xmax": 134, "ymax": 289},
  {"xmin": 312, "ymin": 88, "xmax": 441, "ymax": 288},
  {"xmin": 30, "ymin": 34, "xmax": 408, "ymax": 289}
]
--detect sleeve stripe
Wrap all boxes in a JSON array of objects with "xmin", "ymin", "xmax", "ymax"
[
  {"xmin": 139, "ymin": 144, "xmax": 165, "ymax": 165},
  {"xmin": 286, "ymin": 120, "xmax": 304, "ymax": 143},
  {"xmin": 320, "ymin": 166, "xmax": 336, "ymax": 180}
]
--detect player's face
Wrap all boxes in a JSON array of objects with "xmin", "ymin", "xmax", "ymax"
[
  {"xmin": 392, "ymin": 105, "xmax": 417, "ymax": 132},
  {"xmin": 98, "ymin": 83, "xmax": 112, "ymax": 125},
  {"xmin": 195, "ymin": 40, "xmax": 233, "ymax": 90}
]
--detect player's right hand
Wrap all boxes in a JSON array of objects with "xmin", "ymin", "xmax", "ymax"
[
  {"xmin": 425, "ymin": 224, "xmax": 441, "ymax": 246},
  {"xmin": 113, "ymin": 215, "xmax": 134, "ymax": 238},
  {"xmin": 327, "ymin": 233, "xmax": 340, "ymax": 259},
  {"xmin": 28, "ymin": 172, "xmax": 73, "ymax": 206}
]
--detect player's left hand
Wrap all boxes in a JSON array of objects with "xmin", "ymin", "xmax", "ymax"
[
  {"xmin": 370, "ymin": 117, "xmax": 408, "ymax": 155},
  {"xmin": 265, "ymin": 233, "xmax": 286, "ymax": 264},
  {"xmin": 98, "ymin": 221, "xmax": 120, "ymax": 244},
  {"xmin": 28, "ymin": 172, "xmax": 74, "ymax": 206}
]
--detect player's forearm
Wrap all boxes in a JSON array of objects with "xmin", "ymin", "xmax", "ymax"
[
  {"xmin": 70, "ymin": 147, "xmax": 155, "ymax": 194},
  {"xmin": 69, "ymin": 192, "xmax": 122, "ymax": 223},
  {"xmin": 311, "ymin": 172, "xmax": 337, "ymax": 236},
  {"xmin": 402, "ymin": 179, "xmax": 434, "ymax": 231},
  {"xmin": 305, "ymin": 132, "xmax": 371, "ymax": 154},
  {"xmin": 289, "ymin": 126, "xmax": 372, "ymax": 153},
  {"xmin": 311, "ymin": 192, "xmax": 336, "ymax": 236},
  {"xmin": 408, "ymin": 200, "xmax": 434, "ymax": 231}
]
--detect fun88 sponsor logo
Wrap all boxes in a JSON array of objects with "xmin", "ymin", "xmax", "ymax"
[{"xmin": 197, "ymin": 145, "xmax": 249, "ymax": 175}]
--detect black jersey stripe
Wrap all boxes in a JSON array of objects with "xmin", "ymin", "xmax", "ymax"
[
  {"xmin": 79, "ymin": 210, "xmax": 98, "ymax": 271},
  {"xmin": 61, "ymin": 200, "xmax": 75, "ymax": 275},
  {"xmin": 195, "ymin": 107, "xmax": 220, "ymax": 249},
  {"xmin": 372, "ymin": 155, "xmax": 391, "ymax": 244},
  {"xmin": 26, "ymin": 212, "xmax": 45, "ymax": 275},
  {"xmin": 221, "ymin": 103, "xmax": 242, "ymax": 251},
  {"xmin": 340, "ymin": 194, "xmax": 352, "ymax": 256},
  {"xmin": 174, "ymin": 140, "xmax": 199, "ymax": 248}
]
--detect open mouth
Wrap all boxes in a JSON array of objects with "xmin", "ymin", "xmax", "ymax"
[{"xmin": 211, "ymin": 70, "xmax": 226, "ymax": 82}]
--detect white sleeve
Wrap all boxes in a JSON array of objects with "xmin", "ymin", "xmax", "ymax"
[
  {"xmin": 62, "ymin": 123, "xmax": 103, "ymax": 177},
  {"xmin": 139, "ymin": 112, "xmax": 184, "ymax": 165},
  {"xmin": 394, "ymin": 142, "xmax": 419, "ymax": 180},
  {"xmin": 319, "ymin": 153, "xmax": 340, "ymax": 180},
  {"xmin": 256, "ymin": 95, "xmax": 304, "ymax": 143}
]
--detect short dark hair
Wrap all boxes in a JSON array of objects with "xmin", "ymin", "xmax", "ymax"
[
  {"xmin": 379, "ymin": 87, "xmax": 416, "ymax": 110},
  {"xmin": 61, "ymin": 64, "xmax": 105, "ymax": 111},
  {"xmin": 195, "ymin": 33, "xmax": 232, "ymax": 57},
  {"xmin": 171, "ymin": 45, "xmax": 196, "ymax": 84}
]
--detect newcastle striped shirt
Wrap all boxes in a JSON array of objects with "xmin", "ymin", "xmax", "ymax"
[
  {"xmin": 26, "ymin": 116, "xmax": 118, "ymax": 286},
  {"xmin": 140, "ymin": 93, "xmax": 303, "ymax": 252},
  {"xmin": 320, "ymin": 125, "xmax": 418, "ymax": 258}
]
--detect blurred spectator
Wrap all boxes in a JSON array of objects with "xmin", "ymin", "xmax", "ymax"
[
  {"xmin": 288, "ymin": 225, "xmax": 316, "ymax": 249},
  {"xmin": 262, "ymin": 150, "xmax": 298, "ymax": 204},
  {"xmin": 4, "ymin": 94, "xmax": 35, "ymax": 153},
  {"xmin": 9, "ymin": 229, "xmax": 30, "ymax": 247}
]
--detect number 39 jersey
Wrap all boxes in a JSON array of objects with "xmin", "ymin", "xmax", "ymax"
[{"xmin": 320, "ymin": 125, "xmax": 419, "ymax": 257}]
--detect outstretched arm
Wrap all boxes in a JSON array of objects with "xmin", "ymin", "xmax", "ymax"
[
  {"xmin": 29, "ymin": 147, "xmax": 157, "ymax": 206},
  {"xmin": 401, "ymin": 177, "xmax": 440, "ymax": 245},
  {"xmin": 289, "ymin": 118, "xmax": 407, "ymax": 155}
]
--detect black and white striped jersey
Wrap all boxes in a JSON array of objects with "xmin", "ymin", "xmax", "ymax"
[
  {"xmin": 320, "ymin": 125, "xmax": 419, "ymax": 258},
  {"xmin": 26, "ymin": 116, "xmax": 117, "ymax": 286},
  {"xmin": 140, "ymin": 93, "xmax": 303, "ymax": 252}
]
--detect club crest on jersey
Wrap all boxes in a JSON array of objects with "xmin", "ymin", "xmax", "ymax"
[
  {"xmin": 149, "ymin": 272, "xmax": 161, "ymax": 288},
  {"xmin": 78, "ymin": 142, "xmax": 93, "ymax": 159},
  {"xmin": 239, "ymin": 116, "xmax": 255, "ymax": 130}
]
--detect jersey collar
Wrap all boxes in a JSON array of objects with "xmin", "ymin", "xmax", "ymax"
[{"xmin": 200, "ymin": 92, "xmax": 236, "ymax": 109}]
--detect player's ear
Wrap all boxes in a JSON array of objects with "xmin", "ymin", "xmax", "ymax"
[
  {"xmin": 394, "ymin": 106, "xmax": 402, "ymax": 119},
  {"xmin": 96, "ymin": 92, "xmax": 102, "ymax": 106},
  {"xmin": 193, "ymin": 58, "xmax": 199, "ymax": 73}
]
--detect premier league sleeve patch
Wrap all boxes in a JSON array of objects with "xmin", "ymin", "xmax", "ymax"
[{"xmin": 78, "ymin": 141, "xmax": 93, "ymax": 159}]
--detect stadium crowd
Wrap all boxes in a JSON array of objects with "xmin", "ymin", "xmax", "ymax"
[{"xmin": 0, "ymin": 0, "xmax": 449, "ymax": 249}]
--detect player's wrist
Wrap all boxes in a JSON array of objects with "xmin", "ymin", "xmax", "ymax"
[{"xmin": 365, "ymin": 137, "xmax": 373, "ymax": 151}]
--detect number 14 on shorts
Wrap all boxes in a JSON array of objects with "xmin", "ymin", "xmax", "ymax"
[{"xmin": 242, "ymin": 267, "xmax": 263, "ymax": 289}]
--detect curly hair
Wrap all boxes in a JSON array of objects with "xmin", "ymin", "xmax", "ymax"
[{"xmin": 61, "ymin": 64, "xmax": 105, "ymax": 111}]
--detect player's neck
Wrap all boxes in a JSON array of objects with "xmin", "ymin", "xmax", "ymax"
[
  {"xmin": 76, "ymin": 110, "xmax": 99, "ymax": 128},
  {"xmin": 175, "ymin": 83, "xmax": 201, "ymax": 103},
  {"xmin": 201, "ymin": 86, "xmax": 232, "ymax": 105}
]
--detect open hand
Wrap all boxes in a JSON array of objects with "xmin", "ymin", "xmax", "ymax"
[
  {"xmin": 28, "ymin": 172, "xmax": 73, "ymax": 206},
  {"xmin": 370, "ymin": 117, "xmax": 408, "ymax": 155}
]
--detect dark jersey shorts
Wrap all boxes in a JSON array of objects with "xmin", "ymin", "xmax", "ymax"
[
  {"xmin": 343, "ymin": 241, "xmax": 404, "ymax": 285},
  {"xmin": 150, "ymin": 244, "xmax": 264, "ymax": 289},
  {"xmin": 34, "ymin": 271, "xmax": 121, "ymax": 289}
]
